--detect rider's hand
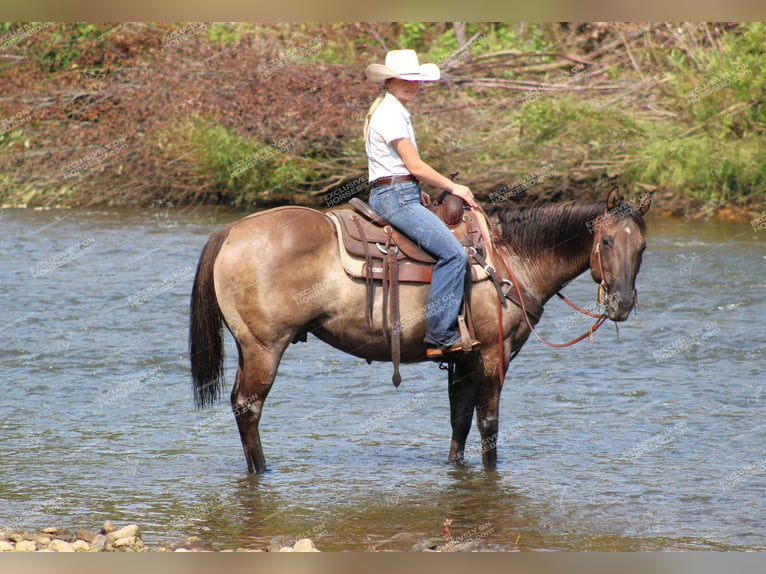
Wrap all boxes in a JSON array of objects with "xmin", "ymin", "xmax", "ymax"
[
  {"xmin": 449, "ymin": 184, "xmax": 478, "ymax": 209},
  {"xmin": 420, "ymin": 190, "xmax": 432, "ymax": 207}
]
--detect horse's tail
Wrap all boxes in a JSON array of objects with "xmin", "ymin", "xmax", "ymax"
[{"xmin": 189, "ymin": 224, "xmax": 231, "ymax": 410}]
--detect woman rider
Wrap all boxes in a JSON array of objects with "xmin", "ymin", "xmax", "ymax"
[{"xmin": 364, "ymin": 49, "xmax": 479, "ymax": 357}]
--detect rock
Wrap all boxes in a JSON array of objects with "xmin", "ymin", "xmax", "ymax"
[
  {"xmin": 89, "ymin": 534, "xmax": 107, "ymax": 552},
  {"xmin": 75, "ymin": 529, "xmax": 97, "ymax": 543},
  {"xmin": 0, "ymin": 541, "xmax": 14, "ymax": 552},
  {"xmin": 35, "ymin": 535, "xmax": 52, "ymax": 546},
  {"xmin": 175, "ymin": 535, "xmax": 203, "ymax": 550},
  {"xmin": 174, "ymin": 548, "xmax": 190, "ymax": 552},
  {"xmin": 14, "ymin": 540, "xmax": 37, "ymax": 552},
  {"xmin": 101, "ymin": 521, "xmax": 116, "ymax": 535},
  {"xmin": 49, "ymin": 539, "xmax": 75, "ymax": 552},
  {"xmin": 292, "ymin": 538, "xmax": 320, "ymax": 552},
  {"xmin": 0, "ymin": 528, "xmax": 12, "ymax": 541},
  {"xmin": 268, "ymin": 535, "xmax": 292, "ymax": 552},
  {"xmin": 72, "ymin": 540, "xmax": 90, "ymax": 552},
  {"xmin": 106, "ymin": 524, "xmax": 140, "ymax": 544},
  {"xmin": 113, "ymin": 536, "xmax": 141, "ymax": 548},
  {"xmin": 112, "ymin": 536, "xmax": 138, "ymax": 548},
  {"xmin": 41, "ymin": 527, "xmax": 58, "ymax": 535},
  {"xmin": 8, "ymin": 533, "xmax": 23, "ymax": 543}
]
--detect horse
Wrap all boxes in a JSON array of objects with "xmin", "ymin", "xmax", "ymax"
[{"xmin": 189, "ymin": 189, "xmax": 650, "ymax": 473}]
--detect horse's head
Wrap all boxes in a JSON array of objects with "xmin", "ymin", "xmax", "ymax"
[{"xmin": 589, "ymin": 188, "xmax": 650, "ymax": 322}]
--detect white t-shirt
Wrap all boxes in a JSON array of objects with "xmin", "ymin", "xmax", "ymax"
[{"xmin": 366, "ymin": 91, "xmax": 418, "ymax": 183}]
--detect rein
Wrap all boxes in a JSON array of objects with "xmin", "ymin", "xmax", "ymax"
[{"xmin": 470, "ymin": 205, "xmax": 609, "ymax": 381}]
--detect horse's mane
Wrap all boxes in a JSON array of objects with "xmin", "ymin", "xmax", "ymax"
[{"xmin": 484, "ymin": 199, "xmax": 646, "ymax": 259}]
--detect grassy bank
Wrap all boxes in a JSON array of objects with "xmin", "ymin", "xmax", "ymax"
[{"xmin": 1, "ymin": 22, "xmax": 764, "ymax": 215}]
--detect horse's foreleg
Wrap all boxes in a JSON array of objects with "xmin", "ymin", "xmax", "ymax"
[
  {"xmin": 448, "ymin": 357, "xmax": 478, "ymax": 464},
  {"xmin": 475, "ymin": 356, "xmax": 503, "ymax": 468}
]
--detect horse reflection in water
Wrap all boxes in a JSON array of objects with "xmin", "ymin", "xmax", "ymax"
[{"xmin": 189, "ymin": 190, "xmax": 650, "ymax": 473}]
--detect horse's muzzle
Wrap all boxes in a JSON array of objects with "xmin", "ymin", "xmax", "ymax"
[{"xmin": 605, "ymin": 285, "xmax": 635, "ymax": 322}]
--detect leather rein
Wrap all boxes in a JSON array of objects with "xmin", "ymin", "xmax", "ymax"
[{"xmin": 469, "ymin": 204, "xmax": 609, "ymax": 385}]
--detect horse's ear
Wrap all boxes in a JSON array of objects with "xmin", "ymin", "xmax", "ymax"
[
  {"xmin": 605, "ymin": 187, "xmax": 621, "ymax": 211},
  {"xmin": 635, "ymin": 192, "xmax": 652, "ymax": 216}
]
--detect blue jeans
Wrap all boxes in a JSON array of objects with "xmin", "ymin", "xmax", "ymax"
[{"xmin": 369, "ymin": 181, "xmax": 467, "ymax": 347}]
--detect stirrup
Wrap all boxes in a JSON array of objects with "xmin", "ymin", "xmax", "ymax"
[{"xmin": 425, "ymin": 339, "xmax": 481, "ymax": 358}]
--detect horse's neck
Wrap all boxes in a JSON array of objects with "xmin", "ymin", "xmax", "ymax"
[{"xmin": 497, "ymin": 226, "xmax": 594, "ymax": 306}]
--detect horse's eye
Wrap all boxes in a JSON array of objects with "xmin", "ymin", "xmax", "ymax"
[{"xmin": 601, "ymin": 235, "xmax": 614, "ymax": 249}]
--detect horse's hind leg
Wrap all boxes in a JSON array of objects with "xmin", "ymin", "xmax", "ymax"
[{"xmin": 231, "ymin": 340, "xmax": 285, "ymax": 474}]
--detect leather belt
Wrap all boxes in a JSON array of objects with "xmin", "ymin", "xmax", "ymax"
[{"xmin": 371, "ymin": 174, "xmax": 418, "ymax": 188}]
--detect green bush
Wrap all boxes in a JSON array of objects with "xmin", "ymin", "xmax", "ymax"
[{"xmin": 185, "ymin": 118, "xmax": 312, "ymax": 207}]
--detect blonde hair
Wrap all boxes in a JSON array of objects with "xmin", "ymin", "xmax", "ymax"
[
  {"xmin": 363, "ymin": 80, "xmax": 392, "ymax": 142},
  {"xmin": 363, "ymin": 94, "xmax": 385, "ymax": 142}
]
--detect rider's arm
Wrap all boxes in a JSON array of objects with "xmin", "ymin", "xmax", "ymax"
[{"xmin": 391, "ymin": 138, "xmax": 478, "ymax": 208}]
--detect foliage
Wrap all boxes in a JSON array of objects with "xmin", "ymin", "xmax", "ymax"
[
  {"xmin": 1, "ymin": 21, "xmax": 764, "ymax": 212},
  {"xmin": 183, "ymin": 118, "xmax": 313, "ymax": 208}
]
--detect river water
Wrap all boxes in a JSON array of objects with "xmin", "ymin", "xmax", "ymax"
[{"xmin": 1, "ymin": 206, "xmax": 764, "ymax": 551}]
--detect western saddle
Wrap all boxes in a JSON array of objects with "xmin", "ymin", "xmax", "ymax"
[{"xmin": 326, "ymin": 191, "xmax": 539, "ymax": 387}]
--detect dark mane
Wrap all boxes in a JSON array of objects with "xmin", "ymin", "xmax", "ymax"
[{"xmin": 484, "ymin": 200, "xmax": 646, "ymax": 258}]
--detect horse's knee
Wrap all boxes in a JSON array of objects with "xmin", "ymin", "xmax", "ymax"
[{"xmin": 477, "ymin": 412, "xmax": 498, "ymax": 437}]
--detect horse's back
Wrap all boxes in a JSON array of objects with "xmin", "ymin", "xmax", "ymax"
[{"xmin": 223, "ymin": 206, "xmax": 337, "ymax": 259}]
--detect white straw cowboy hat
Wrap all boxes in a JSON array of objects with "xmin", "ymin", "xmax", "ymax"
[{"xmin": 366, "ymin": 49, "xmax": 440, "ymax": 82}]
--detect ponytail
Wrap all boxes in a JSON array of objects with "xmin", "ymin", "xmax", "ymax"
[{"xmin": 363, "ymin": 93, "xmax": 386, "ymax": 142}]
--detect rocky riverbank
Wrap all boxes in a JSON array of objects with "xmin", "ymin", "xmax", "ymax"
[{"xmin": 0, "ymin": 521, "xmax": 321, "ymax": 553}]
